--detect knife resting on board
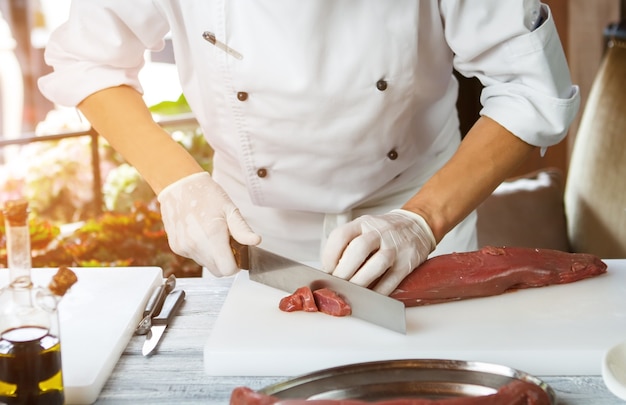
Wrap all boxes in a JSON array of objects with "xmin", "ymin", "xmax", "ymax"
[
  {"xmin": 142, "ymin": 289, "xmax": 186, "ymax": 356},
  {"xmin": 230, "ymin": 239, "xmax": 406, "ymax": 334}
]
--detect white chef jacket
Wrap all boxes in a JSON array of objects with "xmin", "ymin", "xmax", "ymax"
[
  {"xmin": 0, "ymin": 11, "xmax": 16, "ymax": 51},
  {"xmin": 39, "ymin": 0, "xmax": 580, "ymax": 261}
]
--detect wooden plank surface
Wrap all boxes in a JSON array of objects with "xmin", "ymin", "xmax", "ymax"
[{"xmin": 93, "ymin": 275, "xmax": 626, "ymax": 404}]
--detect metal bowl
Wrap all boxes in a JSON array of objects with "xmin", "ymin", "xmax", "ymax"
[{"xmin": 260, "ymin": 359, "xmax": 556, "ymax": 403}]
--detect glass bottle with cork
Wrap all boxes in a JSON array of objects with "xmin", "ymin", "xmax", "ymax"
[{"xmin": 0, "ymin": 199, "xmax": 77, "ymax": 405}]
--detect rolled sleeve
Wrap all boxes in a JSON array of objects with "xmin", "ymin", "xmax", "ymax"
[
  {"xmin": 480, "ymin": 81, "xmax": 579, "ymax": 148},
  {"xmin": 38, "ymin": 1, "xmax": 170, "ymax": 107},
  {"xmin": 442, "ymin": 1, "xmax": 580, "ymax": 147}
]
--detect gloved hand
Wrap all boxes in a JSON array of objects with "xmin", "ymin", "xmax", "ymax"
[
  {"xmin": 157, "ymin": 172, "xmax": 261, "ymax": 277},
  {"xmin": 321, "ymin": 209, "xmax": 436, "ymax": 295}
]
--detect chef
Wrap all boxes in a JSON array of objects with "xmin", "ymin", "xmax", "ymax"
[{"xmin": 39, "ymin": 0, "xmax": 579, "ymax": 295}]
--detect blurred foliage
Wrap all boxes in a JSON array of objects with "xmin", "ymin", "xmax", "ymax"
[
  {"xmin": 0, "ymin": 94, "xmax": 209, "ymax": 277},
  {"xmin": 1, "ymin": 94, "xmax": 213, "ymax": 223},
  {"xmin": 0, "ymin": 200, "xmax": 202, "ymax": 278},
  {"xmin": 149, "ymin": 93, "xmax": 192, "ymax": 115}
]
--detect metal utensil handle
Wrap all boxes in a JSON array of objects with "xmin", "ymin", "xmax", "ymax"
[
  {"xmin": 144, "ymin": 275, "xmax": 176, "ymax": 317},
  {"xmin": 144, "ymin": 284, "xmax": 164, "ymax": 317},
  {"xmin": 152, "ymin": 290, "xmax": 185, "ymax": 325}
]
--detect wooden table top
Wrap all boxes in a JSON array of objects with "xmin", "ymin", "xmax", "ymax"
[{"xmin": 94, "ymin": 276, "xmax": 624, "ymax": 404}]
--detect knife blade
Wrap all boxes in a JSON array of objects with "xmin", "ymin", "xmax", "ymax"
[
  {"xmin": 231, "ymin": 240, "xmax": 406, "ymax": 334},
  {"xmin": 142, "ymin": 289, "xmax": 186, "ymax": 356}
]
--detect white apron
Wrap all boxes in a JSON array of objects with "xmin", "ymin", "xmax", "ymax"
[{"xmin": 213, "ymin": 127, "xmax": 477, "ymax": 262}]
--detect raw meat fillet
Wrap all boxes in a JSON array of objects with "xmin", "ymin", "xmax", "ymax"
[
  {"xmin": 391, "ymin": 246, "xmax": 607, "ymax": 307},
  {"xmin": 279, "ymin": 286, "xmax": 318, "ymax": 312},
  {"xmin": 230, "ymin": 379, "xmax": 551, "ymax": 404},
  {"xmin": 313, "ymin": 288, "xmax": 352, "ymax": 316}
]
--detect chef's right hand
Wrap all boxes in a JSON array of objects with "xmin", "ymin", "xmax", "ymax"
[{"xmin": 157, "ymin": 172, "xmax": 261, "ymax": 277}]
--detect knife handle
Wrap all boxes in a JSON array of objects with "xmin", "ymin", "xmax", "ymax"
[
  {"xmin": 229, "ymin": 237, "xmax": 250, "ymax": 270},
  {"xmin": 152, "ymin": 289, "xmax": 185, "ymax": 325}
]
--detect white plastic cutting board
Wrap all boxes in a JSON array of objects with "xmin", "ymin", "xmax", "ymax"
[
  {"xmin": 0, "ymin": 266, "xmax": 162, "ymax": 405},
  {"xmin": 204, "ymin": 259, "xmax": 626, "ymax": 377}
]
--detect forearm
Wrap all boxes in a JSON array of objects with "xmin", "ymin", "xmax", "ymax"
[
  {"xmin": 78, "ymin": 85, "xmax": 204, "ymax": 194},
  {"xmin": 403, "ymin": 115, "xmax": 536, "ymax": 242}
]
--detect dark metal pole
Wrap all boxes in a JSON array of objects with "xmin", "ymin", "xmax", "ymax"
[
  {"xmin": 0, "ymin": 115, "xmax": 198, "ymax": 219},
  {"xmin": 604, "ymin": 1, "xmax": 626, "ymax": 48}
]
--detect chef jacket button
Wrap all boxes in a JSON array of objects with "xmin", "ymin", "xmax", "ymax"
[
  {"xmin": 237, "ymin": 91, "xmax": 248, "ymax": 101},
  {"xmin": 387, "ymin": 149, "xmax": 398, "ymax": 160},
  {"xmin": 256, "ymin": 168, "xmax": 268, "ymax": 178},
  {"xmin": 376, "ymin": 79, "xmax": 388, "ymax": 91}
]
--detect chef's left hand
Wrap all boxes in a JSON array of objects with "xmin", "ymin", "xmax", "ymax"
[{"xmin": 321, "ymin": 209, "xmax": 436, "ymax": 295}]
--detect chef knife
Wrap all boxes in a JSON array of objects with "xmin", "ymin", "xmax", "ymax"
[
  {"xmin": 231, "ymin": 240, "xmax": 406, "ymax": 334},
  {"xmin": 142, "ymin": 289, "xmax": 186, "ymax": 356}
]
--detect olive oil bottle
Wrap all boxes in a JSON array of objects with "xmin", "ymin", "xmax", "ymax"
[
  {"xmin": 0, "ymin": 200, "xmax": 75, "ymax": 405},
  {"xmin": 0, "ymin": 327, "xmax": 64, "ymax": 405}
]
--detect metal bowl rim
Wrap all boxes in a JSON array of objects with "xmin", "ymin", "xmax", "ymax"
[{"xmin": 260, "ymin": 358, "xmax": 556, "ymax": 404}]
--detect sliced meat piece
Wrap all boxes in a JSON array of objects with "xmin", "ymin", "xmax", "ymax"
[
  {"xmin": 278, "ymin": 287, "xmax": 351, "ymax": 317},
  {"xmin": 278, "ymin": 293, "xmax": 303, "ymax": 312},
  {"xmin": 230, "ymin": 386, "xmax": 278, "ymax": 405},
  {"xmin": 391, "ymin": 246, "xmax": 607, "ymax": 307},
  {"xmin": 279, "ymin": 286, "xmax": 318, "ymax": 312},
  {"xmin": 313, "ymin": 288, "xmax": 352, "ymax": 316},
  {"xmin": 230, "ymin": 379, "xmax": 551, "ymax": 404}
]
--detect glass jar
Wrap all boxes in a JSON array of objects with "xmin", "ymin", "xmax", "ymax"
[
  {"xmin": 0, "ymin": 287, "xmax": 64, "ymax": 405},
  {"xmin": 0, "ymin": 200, "xmax": 65, "ymax": 405}
]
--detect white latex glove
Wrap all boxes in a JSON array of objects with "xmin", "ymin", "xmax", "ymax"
[
  {"xmin": 157, "ymin": 172, "xmax": 261, "ymax": 277},
  {"xmin": 322, "ymin": 209, "xmax": 436, "ymax": 295}
]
